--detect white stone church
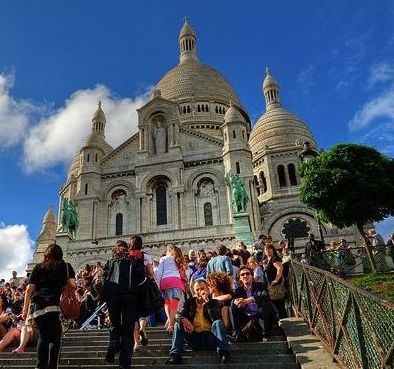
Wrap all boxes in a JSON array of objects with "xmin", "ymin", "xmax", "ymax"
[{"xmin": 31, "ymin": 20, "xmax": 356, "ymax": 270}]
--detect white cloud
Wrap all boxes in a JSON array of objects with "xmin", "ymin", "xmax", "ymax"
[
  {"xmin": 348, "ymin": 83, "xmax": 394, "ymax": 131},
  {"xmin": 0, "ymin": 73, "xmax": 39, "ymax": 149},
  {"xmin": 368, "ymin": 63, "xmax": 394, "ymax": 88},
  {"xmin": 0, "ymin": 224, "xmax": 34, "ymax": 281},
  {"xmin": 23, "ymin": 84, "xmax": 150, "ymax": 173}
]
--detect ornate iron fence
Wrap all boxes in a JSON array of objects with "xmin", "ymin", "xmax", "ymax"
[{"xmin": 289, "ymin": 260, "xmax": 394, "ymax": 369}]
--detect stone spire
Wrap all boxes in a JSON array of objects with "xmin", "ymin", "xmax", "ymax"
[
  {"xmin": 263, "ymin": 67, "xmax": 281, "ymax": 111},
  {"xmin": 179, "ymin": 17, "xmax": 198, "ymax": 64},
  {"xmin": 37, "ymin": 207, "xmax": 57, "ymax": 243},
  {"xmin": 92, "ymin": 101, "xmax": 106, "ymax": 137}
]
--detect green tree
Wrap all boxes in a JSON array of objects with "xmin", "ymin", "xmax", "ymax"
[{"xmin": 299, "ymin": 143, "xmax": 394, "ymax": 272}]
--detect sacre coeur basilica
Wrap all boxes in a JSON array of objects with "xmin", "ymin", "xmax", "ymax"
[{"xmin": 30, "ymin": 19, "xmax": 357, "ymax": 271}]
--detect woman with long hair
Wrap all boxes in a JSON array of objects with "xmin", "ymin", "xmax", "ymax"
[
  {"xmin": 22, "ymin": 243, "xmax": 76, "ymax": 369},
  {"xmin": 264, "ymin": 244, "xmax": 287, "ymax": 319},
  {"xmin": 206, "ymin": 272, "xmax": 233, "ymax": 331},
  {"xmin": 155, "ymin": 245, "xmax": 185, "ymax": 331},
  {"xmin": 102, "ymin": 240, "xmax": 144, "ymax": 369}
]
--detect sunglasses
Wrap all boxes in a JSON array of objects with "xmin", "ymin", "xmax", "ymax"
[{"xmin": 240, "ymin": 272, "xmax": 251, "ymax": 276}]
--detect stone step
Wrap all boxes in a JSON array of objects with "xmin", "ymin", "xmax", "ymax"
[
  {"xmin": 0, "ymin": 327, "xmax": 299, "ymax": 369},
  {"xmin": 3, "ymin": 340, "xmax": 290, "ymax": 353},
  {"xmin": 0, "ymin": 362, "xmax": 299, "ymax": 369},
  {"xmin": 0, "ymin": 345, "xmax": 292, "ymax": 358},
  {"xmin": 0, "ymin": 354, "xmax": 296, "ymax": 366}
]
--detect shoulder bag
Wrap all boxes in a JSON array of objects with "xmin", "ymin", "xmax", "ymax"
[{"xmin": 60, "ymin": 263, "xmax": 80, "ymax": 319}]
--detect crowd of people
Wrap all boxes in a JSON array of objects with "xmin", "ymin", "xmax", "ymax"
[{"xmin": 1, "ymin": 230, "xmax": 393, "ymax": 369}]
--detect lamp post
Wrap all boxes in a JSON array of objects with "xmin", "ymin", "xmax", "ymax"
[{"xmin": 299, "ymin": 142, "xmax": 325, "ymax": 245}]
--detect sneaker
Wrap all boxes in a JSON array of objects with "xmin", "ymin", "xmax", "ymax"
[
  {"xmin": 165, "ymin": 355, "xmax": 182, "ymax": 365},
  {"xmin": 139, "ymin": 330, "xmax": 148, "ymax": 346}
]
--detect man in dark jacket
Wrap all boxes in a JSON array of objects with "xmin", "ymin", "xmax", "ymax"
[
  {"xmin": 165, "ymin": 279, "xmax": 229, "ymax": 365},
  {"xmin": 102, "ymin": 240, "xmax": 145, "ymax": 369},
  {"xmin": 231, "ymin": 266, "xmax": 273, "ymax": 342}
]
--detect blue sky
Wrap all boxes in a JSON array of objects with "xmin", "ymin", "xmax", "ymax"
[{"xmin": 0, "ymin": 0, "xmax": 393, "ymax": 277}]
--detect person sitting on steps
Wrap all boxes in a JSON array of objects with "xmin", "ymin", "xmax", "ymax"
[
  {"xmin": 231, "ymin": 265, "xmax": 273, "ymax": 342},
  {"xmin": 165, "ymin": 279, "xmax": 230, "ymax": 365}
]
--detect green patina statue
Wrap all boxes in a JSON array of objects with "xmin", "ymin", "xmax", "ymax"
[
  {"xmin": 226, "ymin": 173, "xmax": 248, "ymax": 213},
  {"xmin": 61, "ymin": 198, "xmax": 79, "ymax": 240}
]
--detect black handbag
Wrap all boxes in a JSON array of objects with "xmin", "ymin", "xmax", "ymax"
[{"xmin": 137, "ymin": 278, "xmax": 164, "ymax": 317}]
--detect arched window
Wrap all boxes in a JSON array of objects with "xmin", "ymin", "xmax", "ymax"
[
  {"xmin": 205, "ymin": 105, "xmax": 209, "ymax": 112},
  {"xmin": 187, "ymin": 105, "xmax": 191, "ymax": 113},
  {"xmin": 204, "ymin": 203, "xmax": 213, "ymax": 226},
  {"xmin": 156, "ymin": 185, "xmax": 167, "ymax": 225},
  {"xmin": 84, "ymin": 183, "xmax": 88, "ymax": 195},
  {"xmin": 87, "ymin": 154, "xmax": 90, "ymax": 162},
  {"xmin": 236, "ymin": 162, "xmax": 241, "ymax": 174},
  {"xmin": 288, "ymin": 163, "xmax": 297, "ymax": 185},
  {"xmin": 232, "ymin": 130, "xmax": 236, "ymax": 139},
  {"xmin": 95, "ymin": 153, "xmax": 98, "ymax": 162},
  {"xmin": 278, "ymin": 165, "xmax": 287, "ymax": 187},
  {"xmin": 115, "ymin": 213, "xmax": 123, "ymax": 236},
  {"xmin": 197, "ymin": 104, "xmax": 201, "ymax": 112}
]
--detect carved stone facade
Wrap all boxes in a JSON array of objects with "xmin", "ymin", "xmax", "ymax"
[{"xmin": 31, "ymin": 21, "xmax": 357, "ymax": 270}]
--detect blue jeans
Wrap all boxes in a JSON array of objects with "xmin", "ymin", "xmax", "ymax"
[{"xmin": 169, "ymin": 319, "xmax": 229, "ymax": 356}]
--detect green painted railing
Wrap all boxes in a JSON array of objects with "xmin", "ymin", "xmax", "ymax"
[{"xmin": 289, "ymin": 260, "xmax": 394, "ymax": 369}]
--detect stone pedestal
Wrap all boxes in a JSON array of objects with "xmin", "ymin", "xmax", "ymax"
[
  {"xmin": 55, "ymin": 232, "xmax": 72, "ymax": 250},
  {"xmin": 233, "ymin": 212, "xmax": 254, "ymax": 246}
]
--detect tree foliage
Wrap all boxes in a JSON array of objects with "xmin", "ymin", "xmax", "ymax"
[{"xmin": 299, "ymin": 143, "xmax": 394, "ymax": 228}]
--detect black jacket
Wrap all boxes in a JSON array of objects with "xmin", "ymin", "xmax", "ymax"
[
  {"xmin": 102, "ymin": 256, "xmax": 145, "ymax": 300},
  {"xmin": 233, "ymin": 282, "xmax": 269, "ymax": 309},
  {"xmin": 177, "ymin": 296, "xmax": 222, "ymax": 325}
]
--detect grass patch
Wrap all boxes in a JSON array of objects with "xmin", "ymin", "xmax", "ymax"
[{"xmin": 349, "ymin": 273, "xmax": 394, "ymax": 303}]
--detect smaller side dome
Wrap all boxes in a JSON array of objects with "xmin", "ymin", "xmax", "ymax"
[{"xmin": 224, "ymin": 102, "xmax": 245, "ymax": 123}]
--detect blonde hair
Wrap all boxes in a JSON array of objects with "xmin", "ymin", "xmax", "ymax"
[{"xmin": 167, "ymin": 245, "xmax": 184, "ymax": 269}]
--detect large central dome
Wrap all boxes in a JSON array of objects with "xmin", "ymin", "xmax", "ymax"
[
  {"xmin": 156, "ymin": 60, "xmax": 240, "ymax": 104},
  {"xmin": 154, "ymin": 19, "xmax": 242, "ymax": 107}
]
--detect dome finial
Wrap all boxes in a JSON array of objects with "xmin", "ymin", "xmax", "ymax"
[
  {"xmin": 98, "ymin": 100, "xmax": 102, "ymax": 109},
  {"xmin": 179, "ymin": 17, "xmax": 198, "ymax": 64},
  {"xmin": 262, "ymin": 67, "xmax": 281, "ymax": 111}
]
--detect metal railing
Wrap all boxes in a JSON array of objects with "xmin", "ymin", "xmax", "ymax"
[
  {"xmin": 289, "ymin": 260, "xmax": 394, "ymax": 369},
  {"xmin": 79, "ymin": 302, "xmax": 106, "ymax": 330}
]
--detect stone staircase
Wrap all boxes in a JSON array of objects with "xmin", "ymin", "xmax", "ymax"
[{"xmin": 0, "ymin": 326, "xmax": 300, "ymax": 368}]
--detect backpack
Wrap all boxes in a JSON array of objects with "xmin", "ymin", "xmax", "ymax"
[{"xmin": 102, "ymin": 256, "xmax": 146, "ymax": 300}]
